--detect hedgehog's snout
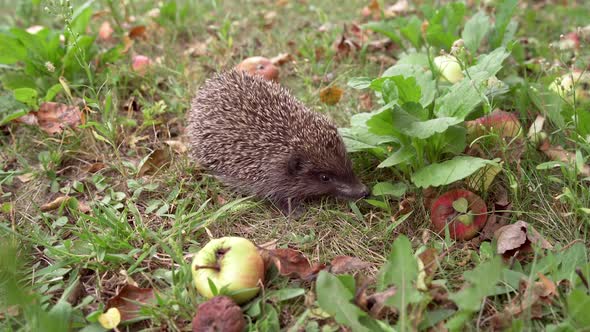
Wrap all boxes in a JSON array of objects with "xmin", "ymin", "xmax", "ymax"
[{"xmin": 336, "ymin": 181, "xmax": 370, "ymax": 200}]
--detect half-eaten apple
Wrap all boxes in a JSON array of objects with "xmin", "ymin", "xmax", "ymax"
[
  {"xmin": 192, "ymin": 237, "xmax": 265, "ymax": 304},
  {"xmin": 430, "ymin": 189, "xmax": 487, "ymax": 240}
]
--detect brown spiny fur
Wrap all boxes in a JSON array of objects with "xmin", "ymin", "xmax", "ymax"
[{"xmin": 187, "ymin": 70, "xmax": 368, "ymax": 215}]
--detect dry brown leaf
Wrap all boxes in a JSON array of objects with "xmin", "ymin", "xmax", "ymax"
[
  {"xmin": 319, "ymin": 86, "xmax": 344, "ymax": 105},
  {"xmin": 122, "ymin": 36, "xmax": 133, "ymax": 53},
  {"xmin": 355, "ymin": 284, "xmax": 397, "ymax": 318},
  {"xmin": 192, "ymin": 296, "xmax": 245, "ymax": 332},
  {"xmin": 23, "ymin": 102, "xmax": 83, "ymax": 135},
  {"xmin": 328, "ymin": 256, "xmax": 371, "ymax": 274},
  {"xmin": 265, "ymin": 248, "xmax": 326, "ymax": 280},
  {"xmin": 494, "ymin": 220, "xmax": 553, "ymax": 258},
  {"xmin": 128, "ymin": 25, "xmax": 147, "ymax": 39},
  {"xmin": 16, "ymin": 173, "xmax": 34, "ymax": 183},
  {"xmin": 83, "ymin": 162, "xmax": 107, "ymax": 173},
  {"xmin": 359, "ymin": 93, "xmax": 373, "ymax": 111},
  {"xmin": 332, "ymin": 34, "xmax": 361, "ymax": 58},
  {"xmin": 491, "ymin": 275, "xmax": 557, "ymax": 328},
  {"xmin": 138, "ymin": 148, "xmax": 171, "ymax": 177},
  {"xmin": 105, "ymin": 284, "xmax": 155, "ymax": 322},
  {"xmin": 78, "ymin": 200, "xmax": 92, "ymax": 214},
  {"xmin": 384, "ymin": 0, "xmax": 410, "ymax": 17},
  {"xmin": 184, "ymin": 41, "xmax": 209, "ymax": 57},
  {"xmin": 361, "ymin": 0, "xmax": 381, "ymax": 20},
  {"xmin": 270, "ymin": 53, "xmax": 293, "ymax": 66},
  {"xmin": 40, "ymin": 196, "xmax": 70, "ymax": 212},
  {"xmin": 164, "ymin": 140, "xmax": 187, "ymax": 154},
  {"xmin": 538, "ymin": 141, "xmax": 590, "ymax": 176},
  {"xmin": 263, "ymin": 11, "xmax": 277, "ymax": 29}
]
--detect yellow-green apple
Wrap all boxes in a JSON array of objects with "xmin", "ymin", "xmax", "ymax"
[
  {"xmin": 192, "ymin": 237, "xmax": 265, "ymax": 304},
  {"xmin": 433, "ymin": 54, "xmax": 464, "ymax": 83}
]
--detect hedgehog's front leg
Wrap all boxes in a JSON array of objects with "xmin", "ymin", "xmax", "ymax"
[{"xmin": 276, "ymin": 197, "xmax": 305, "ymax": 219}]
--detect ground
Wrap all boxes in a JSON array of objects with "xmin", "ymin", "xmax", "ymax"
[{"xmin": 1, "ymin": 0, "xmax": 590, "ymax": 331}]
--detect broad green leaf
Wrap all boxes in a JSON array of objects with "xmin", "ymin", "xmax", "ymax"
[
  {"xmin": 340, "ymin": 112, "xmax": 398, "ymax": 152},
  {"xmin": 70, "ymin": 4, "xmax": 94, "ymax": 38},
  {"xmin": 449, "ymin": 256, "xmax": 503, "ymax": 312},
  {"xmin": 489, "ymin": 0, "xmax": 518, "ymax": 48},
  {"xmin": 411, "ymin": 156, "xmax": 500, "ymax": 188},
  {"xmin": 362, "ymin": 21, "xmax": 401, "ymax": 43},
  {"xmin": 555, "ymin": 242, "xmax": 587, "ymax": 282},
  {"xmin": 439, "ymin": 125, "xmax": 467, "ymax": 155},
  {"xmin": 366, "ymin": 106, "xmax": 400, "ymax": 138},
  {"xmin": 400, "ymin": 16, "xmax": 423, "ymax": 48},
  {"xmin": 378, "ymin": 145, "xmax": 415, "ymax": 168},
  {"xmin": 1, "ymin": 72, "xmax": 36, "ymax": 90},
  {"xmin": 316, "ymin": 271, "xmax": 372, "ymax": 332},
  {"xmin": 466, "ymin": 47, "xmax": 511, "ymax": 78},
  {"xmin": 567, "ymin": 289, "xmax": 590, "ymax": 328},
  {"xmin": 379, "ymin": 235, "xmax": 422, "ymax": 307},
  {"xmin": 419, "ymin": 309, "xmax": 456, "ymax": 330},
  {"xmin": 348, "ymin": 77, "xmax": 372, "ymax": 90},
  {"xmin": 528, "ymin": 83, "xmax": 565, "ymax": 129},
  {"xmin": 44, "ymin": 84, "xmax": 63, "ymax": 102},
  {"xmin": 426, "ymin": 24, "xmax": 455, "ymax": 50},
  {"xmin": 387, "ymin": 107, "xmax": 463, "ymax": 139},
  {"xmin": 0, "ymin": 33, "xmax": 26, "ymax": 64},
  {"xmin": 397, "ymin": 52, "xmax": 430, "ymax": 67},
  {"xmin": 13, "ymin": 88, "xmax": 38, "ymax": 108},
  {"xmin": 382, "ymin": 64, "xmax": 436, "ymax": 107},
  {"xmin": 372, "ymin": 182, "xmax": 407, "ymax": 197},
  {"xmin": 381, "ymin": 79, "xmax": 399, "ymax": 104},
  {"xmin": 462, "ymin": 12, "xmax": 490, "ymax": 54}
]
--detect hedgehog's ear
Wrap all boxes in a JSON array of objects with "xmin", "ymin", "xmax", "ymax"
[{"xmin": 287, "ymin": 154, "xmax": 303, "ymax": 175}]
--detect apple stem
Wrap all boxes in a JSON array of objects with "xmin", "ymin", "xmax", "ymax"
[{"xmin": 194, "ymin": 265, "xmax": 220, "ymax": 271}]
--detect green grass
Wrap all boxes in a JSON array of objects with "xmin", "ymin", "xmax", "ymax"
[{"xmin": 1, "ymin": 0, "xmax": 590, "ymax": 331}]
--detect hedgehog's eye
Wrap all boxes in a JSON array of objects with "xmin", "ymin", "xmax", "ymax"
[{"xmin": 320, "ymin": 174, "xmax": 331, "ymax": 182}]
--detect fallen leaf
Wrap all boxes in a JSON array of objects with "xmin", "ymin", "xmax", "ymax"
[
  {"xmin": 332, "ymin": 34, "xmax": 361, "ymax": 58},
  {"xmin": 77, "ymin": 200, "xmax": 91, "ymax": 213},
  {"xmin": 417, "ymin": 248, "xmax": 439, "ymax": 289},
  {"xmin": 16, "ymin": 173, "xmax": 34, "ymax": 183},
  {"xmin": 122, "ymin": 36, "xmax": 133, "ymax": 53},
  {"xmin": 319, "ymin": 86, "xmax": 344, "ymax": 105},
  {"xmin": 192, "ymin": 296, "xmax": 245, "ymax": 332},
  {"xmin": 138, "ymin": 148, "xmax": 171, "ymax": 177},
  {"xmin": 361, "ymin": 0, "xmax": 380, "ymax": 20},
  {"xmin": 263, "ymin": 11, "xmax": 277, "ymax": 29},
  {"xmin": 359, "ymin": 93, "xmax": 373, "ymax": 111},
  {"xmin": 83, "ymin": 162, "xmax": 107, "ymax": 173},
  {"xmin": 98, "ymin": 307, "xmax": 121, "ymax": 329},
  {"xmin": 40, "ymin": 195, "xmax": 70, "ymax": 212},
  {"xmin": 538, "ymin": 141, "xmax": 590, "ymax": 177},
  {"xmin": 490, "ymin": 274, "xmax": 557, "ymax": 328},
  {"xmin": 384, "ymin": 0, "xmax": 410, "ymax": 17},
  {"xmin": 128, "ymin": 25, "xmax": 147, "ymax": 39},
  {"xmin": 466, "ymin": 163, "xmax": 503, "ymax": 192},
  {"xmin": 265, "ymin": 248, "xmax": 326, "ymax": 280},
  {"xmin": 98, "ymin": 21, "xmax": 114, "ymax": 41},
  {"xmin": 105, "ymin": 284, "xmax": 155, "ymax": 322},
  {"xmin": 184, "ymin": 41, "xmax": 209, "ymax": 57},
  {"xmin": 164, "ymin": 140, "xmax": 188, "ymax": 154},
  {"xmin": 355, "ymin": 283, "xmax": 397, "ymax": 318},
  {"xmin": 328, "ymin": 256, "xmax": 371, "ymax": 274},
  {"xmin": 22, "ymin": 102, "xmax": 83, "ymax": 135},
  {"xmin": 494, "ymin": 220, "xmax": 553, "ymax": 258},
  {"xmin": 270, "ymin": 53, "xmax": 293, "ymax": 66}
]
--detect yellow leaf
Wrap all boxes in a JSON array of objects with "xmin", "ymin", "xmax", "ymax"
[{"xmin": 98, "ymin": 307, "xmax": 121, "ymax": 329}]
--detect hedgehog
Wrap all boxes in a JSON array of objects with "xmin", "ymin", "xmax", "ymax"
[{"xmin": 186, "ymin": 70, "xmax": 369, "ymax": 217}]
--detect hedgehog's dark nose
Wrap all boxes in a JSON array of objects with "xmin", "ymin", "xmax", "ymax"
[{"xmin": 360, "ymin": 185, "xmax": 370, "ymax": 198}]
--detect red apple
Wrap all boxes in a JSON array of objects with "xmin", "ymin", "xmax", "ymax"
[
  {"xmin": 235, "ymin": 56, "xmax": 279, "ymax": 81},
  {"xmin": 466, "ymin": 109, "xmax": 522, "ymax": 140},
  {"xmin": 132, "ymin": 55, "xmax": 152, "ymax": 75},
  {"xmin": 430, "ymin": 189, "xmax": 487, "ymax": 240}
]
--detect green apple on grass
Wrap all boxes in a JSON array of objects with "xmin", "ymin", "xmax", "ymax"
[{"xmin": 192, "ymin": 237, "xmax": 265, "ymax": 304}]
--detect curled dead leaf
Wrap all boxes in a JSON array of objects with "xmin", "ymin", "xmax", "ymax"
[
  {"xmin": 164, "ymin": 140, "xmax": 188, "ymax": 154},
  {"xmin": 265, "ymin": 248, "xmax": 326, "ymax": 280},
  {"xmin": 538, "ymin": 141, "xmax": 590, "ymax": 177},
  {"xmin": 105, "ymin": 284, "xmax": 155, "ymax": 322},
  {"xmin": 40, "ymin": 196, "xmax": 70, "ymax": 212},
  {"xmin": 128, "ymin": 25, "xmax": 147, "ymax": 39},
  {"xmin": 494, "ymin": 220, "xmax": 553, "ymax": 258},
  {"xmin": 98, "ymin": 307, "xmax": 121, "ymax": 329},
  {"xmin": 270, "ymin": 53, "xmax": 293, "ymax": 66},
  {"xmin": 83, "ymin": 162, "xmax": 107, "ymax": 173},
  {"xmin": 328, "ymin": 256, "xmax": 371, "ymax": 274},
  {"xmin": 355, "ymin": 283, "xmax": 397, "ymax": 318},
  {"xmin": 20, "ymin": 102, "xmax": 83, "ymax": 135},
  {"xmin": 319, "ymin": 86, "xmax": 344, "ymax": 105},
  {"xmin": 138, "ymin": 148, "xmax": 171, "ymax": 177},
  {"xmin": 192, "ymin": 296, "xmax": 245, "ymax": 332}
]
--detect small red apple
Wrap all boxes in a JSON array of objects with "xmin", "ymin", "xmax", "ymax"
[
  {"xmin": 235, "ymin": 56, "xmax": 279, "ymax": 81},
  {"xmin": 465, "ymin": 109, "xmax": 522, "ymax": 140},
  {"xmin": 132, "ymin": 55, "xmax": 152, "ymax": 75},
  {"xmin": 430, "ymin": 189, "xmax": 487, "ymax": 240}
]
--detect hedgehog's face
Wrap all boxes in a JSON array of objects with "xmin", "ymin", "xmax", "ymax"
[{"xmin": 287, "ymin": 153, "xmax": 369, "ymax": 200}]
